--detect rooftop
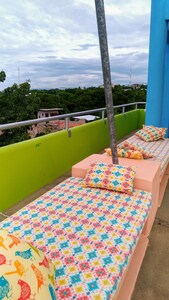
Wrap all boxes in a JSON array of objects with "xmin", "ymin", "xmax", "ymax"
[
  {"xmin": 38, "ymin": 108, "xmax": 63, "ymax": 112},
  {"xmin": 0, "ymin": 120, "xmax": 168, "ymax": 299},
  {"xmin": 73, "ymin": 115, "xmax": 100, "ymax": 121},
  {"xmin": 1, "ymin": 1, "xmax": 169, "ymax": 298}
]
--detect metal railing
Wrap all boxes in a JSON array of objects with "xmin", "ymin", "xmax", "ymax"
[{"xmin": 0, "ymin": 102, "xmax": 146, "ymax": 132}]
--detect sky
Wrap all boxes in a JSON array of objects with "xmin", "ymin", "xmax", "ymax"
[{"xmin": 0, "ymin": 0, "xmax": 151, "ymax": 90}]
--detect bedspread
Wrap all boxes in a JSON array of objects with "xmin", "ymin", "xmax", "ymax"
[
  {"xmin": 1, "ymin": 177, "xmax": 152, "ymax": 299},
  {"xmin": 121, "ymin": 135, "xmax": 169, "ymax": 174}
]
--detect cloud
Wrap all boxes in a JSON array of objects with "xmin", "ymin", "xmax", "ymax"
[
  {"xmin": 0, "ymin": 0, "xmax": 151, "ymax": 90},
  {"xmin": 73, "ymin": 44, "xmax": 97, "ymax": 51}
]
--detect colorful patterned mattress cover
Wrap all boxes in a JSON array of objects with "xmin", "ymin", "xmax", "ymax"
[
  {"xmin": 1, "ymin": 177, "xmax": 152, "ymax": 299},
  {"xmin": 120, "ymin": 136, "xmax": 169, "ymax": 174}
]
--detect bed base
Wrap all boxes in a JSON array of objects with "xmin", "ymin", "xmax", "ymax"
[
  {"xmin": 72, "ymin": 154, "xmax": 161, "ymax": 237},
  {"xmin": 115, "ymin": 234, "xmax": 149, "ymax": 300}
]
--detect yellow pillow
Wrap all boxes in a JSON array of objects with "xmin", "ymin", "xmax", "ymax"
[
  {"xmin": 117, "ymin": 148, "xmax": 143, "ymax": 159},
  {"xmin": 105, "ymin": 147, "xmax": 143, "ymax": 160},
  {"xmin": 119, "ymin": 141, "xmax": 154, "ymax": 159},
  {"xmin": 0, "ymin": 229, "xmax": 56, "ymax": 300}
]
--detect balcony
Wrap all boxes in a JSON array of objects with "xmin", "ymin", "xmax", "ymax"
[
  {"xmin": 0, "ymin": 106, "xmax": 169, "ymax": 299},
  {"xmin": 0, "ymin": 105, "xmax": 145, "ymax": 211}
]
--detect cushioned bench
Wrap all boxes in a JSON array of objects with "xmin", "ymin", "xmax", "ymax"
[
  {"xmin": 125, "ymin": 136, "xmax": 169, "ymax": 175},
  {"xmin": 1, "ymin": 177, "xmax": 152, "ymax": 300},
  {"xmin": 72, "ymin": 154, "xmax": 160, "ymax": 236},
  {"xmin": 118, "ymin": 136, "xmax": 169, "ymax": 206}
]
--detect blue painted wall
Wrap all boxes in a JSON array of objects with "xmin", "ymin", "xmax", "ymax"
[{"xmin": 146, "ymin": 0, "xmax": 169, "ymax": 134}]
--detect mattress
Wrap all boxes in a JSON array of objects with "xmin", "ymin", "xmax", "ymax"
[
  {"xmin": 121, "ymin": 135, "xmax": 169, "ymax": 174},
  {"xmin": 1, "ymin": 177, "xmax": 152, "ymax": 299}
]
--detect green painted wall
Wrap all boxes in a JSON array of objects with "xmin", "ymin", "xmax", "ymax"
[
  {"xmin": 0, "ymin": 109, "xmax": 145, "ymax": 210},
  {"xmin": 115, "ymin": 109, "xmax": 144, "ymax": 140}
]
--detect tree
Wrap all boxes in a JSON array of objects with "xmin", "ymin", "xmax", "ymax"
[
  {"xmin": 0, "ymin": 80, "xmax": 146, "ymax": 147},
  {"xmin": 0, "ymin": 70, "xmax": 6, "ymax": 82},
  {"xmin": 0, "ymin": 81, "xmax": 40, "ymax": 147}
]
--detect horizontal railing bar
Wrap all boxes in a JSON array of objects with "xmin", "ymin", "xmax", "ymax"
[
  {"xmin": 0, "ymin": 102, "xmax": 146, "ymax": 131},
  {"xmin": 0, "ymin": 108, "xmax": 106, "ymax": 130},
  {"xmin": 114, "ymin": 102, "xmax": 145, "ymax": 108}
]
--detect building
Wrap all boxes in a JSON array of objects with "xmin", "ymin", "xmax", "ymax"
[{"xmin": 37, "ymin": 108, "xmax": 63, "ymax": 118}]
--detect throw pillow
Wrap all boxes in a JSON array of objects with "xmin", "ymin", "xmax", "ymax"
[{"xmin": 82, "ymin": 162, "xmax": 136, "ymax": 194}]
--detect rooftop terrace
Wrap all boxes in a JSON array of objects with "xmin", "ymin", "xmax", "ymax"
[{"xmin": 0, "ymin": 106, "xmax": 169, "ymax": 299}]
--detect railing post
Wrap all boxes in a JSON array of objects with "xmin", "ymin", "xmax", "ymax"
[
  {"xmin": 102, "ymin": 109, "xmax": 107, "ymax": 124},
  {"xmin": 135, "ymin": 103, "xmax": 138, "ymax": 109},
  {"xmin": 65, "ymin": 117, "xmax": 71, "ymax": 137},
  {"xmin": 102, "ymin": 110, "xmax": 105, "ymax": 119},
  {"xmin": 122, "ymin": 106, "xmax": 125, "ymax": 113},
  {"xmin": 65, "ymin": 117, "xmax": 69, "ymax": 131}
]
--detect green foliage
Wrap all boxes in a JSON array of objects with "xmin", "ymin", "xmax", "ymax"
[
  {"xmin": 0, "ymin": 70, "xmax": 6, "ymax": 82},
  {"xmin": 0, "ymin": 128, "xmax": 30, "ymax": 147},
  {"xmin": 113, "ymin": 85, "xmax": 146, "ymax": 113},
  {"xmin": 0, "ymin": 82, "xmax": 40, "ymax": 124},
  {"xmin": 0, "ymin": 82, "xmax": 146, "ymax": 147},
  {"xmin": 0, "ymin": 82, "xmax": 40, "ymax": 146}
]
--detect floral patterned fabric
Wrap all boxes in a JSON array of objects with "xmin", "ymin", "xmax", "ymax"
[
  {"xmin": 1, "ymin": 177, "xmax": 152, "ymax": 299},
  {"xmin": 82, "ymin": 162, "xmax": 136, "ymax": 194},
  {"xmin": 119, "ymin": 135, "xmax": 169, "ymax": 174},
  {"xmin": 119, "ymin": 141, "xmax": 154, "ymax": 159},
  {"xmin": 0, "ymin": 229, "xmax": 56, "ymax": 300},
  {"xmin": 135, "ymin": 126, "xmax": 167, "ymax": 142},
  {"xmin": 143, "ymin": 125, "xmax": 167, "ymax": 139},
  {"xmin": 105, "ymin": 147, "xmax": 143, "ymax": 159}
]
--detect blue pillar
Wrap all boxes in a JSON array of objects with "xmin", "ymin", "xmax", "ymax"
[
  {"xmin": 146, "ymin": 0, "xmax": 169, "ymax": 135},
  {"xmin": 161, "ymin": 26, "xmax": 169, "ymax": 132}
]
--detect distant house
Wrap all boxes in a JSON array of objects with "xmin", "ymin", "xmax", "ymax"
[
  {"xmin": 99, "ymin": 83, "xmax": 115, "ymax": 88},
  {"xmin": 37, "ymin": 108, "xmax": 63, "ymax": 118},
  {"xmin": 73, "ymin": 115, "xmax": 100, "ymax": 122},
  {"xmin": 130, "ymin": 84, "xmax": 144, "ymax": 89},
  {"xmin": 28, "ymin": 108, "xmax": 86, "ymax": 138}
]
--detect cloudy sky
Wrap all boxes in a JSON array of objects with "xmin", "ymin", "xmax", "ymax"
[{"xmin": 0, "ymin": 0, "xmax": 151, "ymax": 90}]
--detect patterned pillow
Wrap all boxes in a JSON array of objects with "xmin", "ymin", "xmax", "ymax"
[
  {"xmin": 135, "ymin": 126, "xmax": 167, "ymax": 142},
  {"xmin": 0, "ymin": 229, "xmax": 56, "ymax": 300},
  {"xmin": 134, "ymin": 129, "xmax": 150, "ymax": 142},
  {"xmin": 143, "ymin": 125, "xmax": 167, "ymax": 139},
  {"xmin": 82, "ymin": 162, "xmax": 136, "ymax": 194},
  {"xmin": 105, "ymin": 147, "xmax": 143, "ymax": 160},
  {"xmin": 117, "ymin": 148, "xmax": 143, "ymax": 159},
  {"xmin": 120, "ymin": 141, "xmax": 154, "ymax": 159}
]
